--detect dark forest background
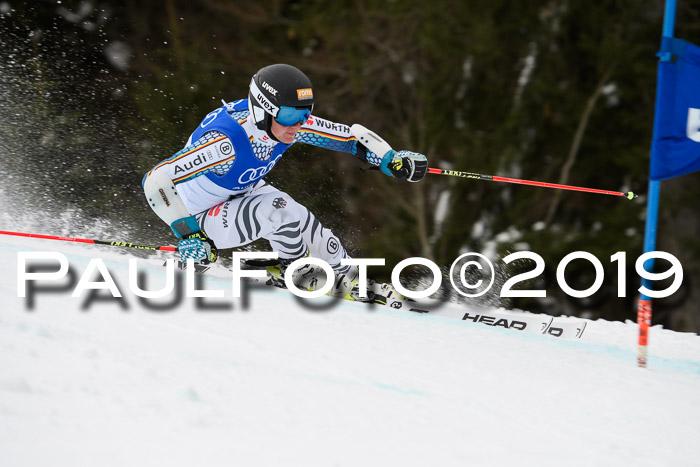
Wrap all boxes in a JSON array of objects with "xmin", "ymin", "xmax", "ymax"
[{"xmin": 1, "ymin": 0, "xmax": 699, "ymax": 331}]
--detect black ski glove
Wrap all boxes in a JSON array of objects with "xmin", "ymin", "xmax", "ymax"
[{"xmin": 388, "ymin": 150, "xmax": 428, "ymax": 182}]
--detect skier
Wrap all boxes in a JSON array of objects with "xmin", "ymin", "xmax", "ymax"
[{"xmin": 143, "ymin": 63, "xmax": 427, "ymax": 300}]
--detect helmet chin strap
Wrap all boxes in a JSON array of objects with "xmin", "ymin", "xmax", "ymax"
[{"xmin": 263, "ymin": 114, "xmax": 281, "ymax": 143}]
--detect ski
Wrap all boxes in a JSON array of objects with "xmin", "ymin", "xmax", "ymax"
[
  {"xmin": 239, "ymin": 260, "xmax": 588, "ymax": 340},
  {"xmin": 173, "ymin": 258, "xmax": 587, "ymax": 340},
  {"xmin": 409, "ymin": 306, "xmax": 587, "ymax": 339}
]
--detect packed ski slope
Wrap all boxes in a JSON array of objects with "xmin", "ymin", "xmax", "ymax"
[{"xmin": 1, "ymin": 234, "xmax": 699, "ymax": 467}]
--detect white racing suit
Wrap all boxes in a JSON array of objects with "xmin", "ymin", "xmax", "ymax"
[{"xmin": 143, "ymin": 99, "xmax": 383, "ymax": 273}]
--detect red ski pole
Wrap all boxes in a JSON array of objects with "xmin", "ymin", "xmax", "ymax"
[
  {"xmin": 0, "ymin": 230, "xmax": 177, "ymax": 251},
  {"xmin": 427, "ymin": 168, "xmax": 637, "ymax": 200}
]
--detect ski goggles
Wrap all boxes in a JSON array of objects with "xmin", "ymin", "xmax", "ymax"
[{"xmin": 275, "ymin": 106, "xmax": 312, "ymax": 127}]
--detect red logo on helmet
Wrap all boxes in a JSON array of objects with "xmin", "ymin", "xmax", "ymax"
[{"xmin": 208, "ymin": 205, "xmax": 222, "ymax": 217}]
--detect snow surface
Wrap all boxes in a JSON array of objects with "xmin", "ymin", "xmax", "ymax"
[{"xmin": 1, "ymin": 234, "xmax": 699, "ymax": 467}]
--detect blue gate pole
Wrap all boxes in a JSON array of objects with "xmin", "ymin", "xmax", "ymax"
[{"xmin": 637, "ymin": 0, "xmax": 677, "ymax": 368}]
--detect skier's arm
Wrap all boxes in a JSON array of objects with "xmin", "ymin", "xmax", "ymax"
[
  {"xmin": 294, "ymin": 116, "xmax": 374, "ymax": 159},
  {"xmin": 143, "ymin": 130, "xmax": 235, "ymax": 186},
  {"xmin": 141, "ymin": 129, "xmax": 236, "ymax": 232},
  {"xmin": 295, "ymin": 116, "xmax": 427, "ymax": 182},
  {"xmin": 141, "ymin": 134, "xmax": 225, "ymax": 264}
]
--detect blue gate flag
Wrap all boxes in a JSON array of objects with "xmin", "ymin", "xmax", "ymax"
[{"xmin": 649, "ymin": 38, "xmax": 700, "ymax": 181}]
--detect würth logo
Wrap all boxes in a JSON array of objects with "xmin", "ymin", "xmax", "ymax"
[
  {"xmin": 208, "ymin": 205, "xmax": 222, "ymax": 217},
  {"xmin": 272, "ymin": 197, "xmax": 287, "ymax": 209}
]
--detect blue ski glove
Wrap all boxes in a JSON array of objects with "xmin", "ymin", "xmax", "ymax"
[
  {"xmin": 178, "ymin": 231, "xmax": 218, "ymax": 265},
  {"xmin": 387, "ymin": 150, "xmax": 428, "ymax": 182}
]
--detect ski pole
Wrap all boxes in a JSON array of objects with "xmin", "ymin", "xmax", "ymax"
[
  {"xmin": 427, "ymin": 168, "xmax": 637, "ymax": 200},
  {"xmin": 0, "ymin": 230, "xmax": 177, "ymax": 251},
  {"xmin": 349, "ymin": 125, "xmax": 637, "ymax": 200}
]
